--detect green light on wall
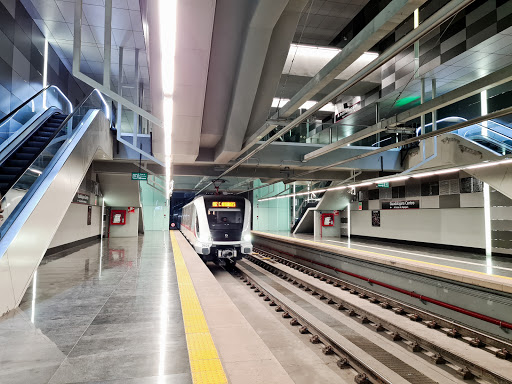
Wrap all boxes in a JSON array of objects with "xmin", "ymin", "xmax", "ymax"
[{"xmin": 395, "ymin": 95, "xmax": 420, "ymax": 107}]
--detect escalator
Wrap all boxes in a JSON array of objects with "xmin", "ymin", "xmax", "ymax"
[
  {"xmin": 0, "ymin": 112, "xmax": 68, "ymax": 195},
  {"xmin": 0, "ymin": 86, "xmax": 113, "ymax": 316},
  {"xmin": 469, "ymin": 135, "xmax": 512, "ymax": 155}
]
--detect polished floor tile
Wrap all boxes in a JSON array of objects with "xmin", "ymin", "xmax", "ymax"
[{"xmin": 0, "ymin": 232, "xmax": 190, "ymax": 384}]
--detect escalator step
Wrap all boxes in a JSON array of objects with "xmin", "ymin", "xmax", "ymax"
[
  {"xmin": 30, "ymin": 136, "xmax": 48, "ymax": 143},
  {"xmin": 0, "ymin": 174, "xmax": 16, "ymax": 182},
  {"xmin": 39, "ymin": 129, "xmax": 57, "ymax": 135},
  {"xmin": 18, "ymin": 147, "xmax": 39, "ymax": 154},
  {"xmin": 35, "ymin": 133, "xmax": 52, "ymax": 139},
  {"xmin": 45, "ymin": 122, "xmax": 62, "ymax": 127},
  {"xmin": 25, "ymin": 141, "xmax": 45, "ymax": 148},
  {"xmin": 0, "ymin": 185, "xmax": 10, "ymax": 194},
  {"xmin": 6, "ymin": 159, "xmax": 28, "ymax": 168},
  {"xmin": 1, "ymin": 166, "xmax": 22, "ymax": 175},
  {"xmin": 14, "ymin": 153, "xmax": 33, "ymax": 161}
]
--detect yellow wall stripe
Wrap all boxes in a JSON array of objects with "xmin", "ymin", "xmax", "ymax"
[{"xmin": 170, "ymin": 231, "xmax": 228, "ymax": 384}]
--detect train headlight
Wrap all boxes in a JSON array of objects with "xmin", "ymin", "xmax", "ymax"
[{"xmin": 244, "ymin": 233, "xmax": 252, "ymax": 242}]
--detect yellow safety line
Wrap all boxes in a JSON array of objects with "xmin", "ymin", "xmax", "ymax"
[
  {"xmin": 255, "ymin": 232, "xmax": 512, "ymax": 281},
  {"xmin": 170, "ymin": 231, "xmax": 228, "ymax": 384}
]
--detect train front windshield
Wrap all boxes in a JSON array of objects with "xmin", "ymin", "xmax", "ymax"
[{"xmin": 207, "ymin": 208, "xmax": 243, "ymax": 229}]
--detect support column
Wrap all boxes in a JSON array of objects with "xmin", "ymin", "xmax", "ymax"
[
  {"xmin": 375, "ymin": 102, "xmax": 380, "ymax": 146},
  {"xmin": 103, "ymin": 0, "xmax": 112, "ymax": 88},
  {"xmin": 116, "ymin": 47, "xmax": 123, "ymax": 133},
  {"xmin": 431, "ymin": 78, "xmax": 437, "ymax": 131},
  {"xmin": 133, "ymin": 48, "xmax": 140, "ymax": 147}
]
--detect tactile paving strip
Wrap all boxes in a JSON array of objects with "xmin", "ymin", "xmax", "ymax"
[{"xmin": 171, "ymin": 232, "xmax": 228, "ymax": 384}]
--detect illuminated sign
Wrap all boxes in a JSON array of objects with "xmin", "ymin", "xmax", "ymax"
[{"xmin": 212, "ymin": 201, "xmax": 236, "ymax": 208}]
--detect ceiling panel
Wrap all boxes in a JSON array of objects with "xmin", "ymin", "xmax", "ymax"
[{"xmin": 24, "ymin": 0, "xmax": 151, "ymax": 107}]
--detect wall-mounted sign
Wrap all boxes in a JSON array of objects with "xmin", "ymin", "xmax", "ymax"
[
  {"xmin": 321, "ymin": 213, "xmax": 334, "ymax": 227},
  {"xmin": 110, "ymin": 210, "xmax": 126, "ymax": 225},
  {"xmin": 74, "ymin": 192, "xmax": 89, "ymax": 204},
  {"xmin": 377, "ymin": 182, "xmax": 389, "ymax": 188},
  {"xmin": 358, "ymin": 202, "xmax": 363, "ymax": 210},
  {"xmin": 87, "ymin": 206, "xmax": 92, "ymax": 225},
  {"xmin": 127, "ymin": 207, "xmax": 135, "ymax": 213},
  {"xmin": 333, "ymin": 210, "xmax": 339, "ymax": 216},
  {"xmin": 131, "ymin": 172, "xmax": 148, "ymax": 181},
  {"xmin": 382, "ymin": 200, "xmax": 419, "ymax": 209},
  {"xmin": 372, "ymin": 210, "xmax": 380, "ymax": 227}
]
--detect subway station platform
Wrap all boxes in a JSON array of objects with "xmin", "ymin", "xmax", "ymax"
[
  {"xmin": 252, "ymin": 231, "xmax": 512, "ymax": 294},
  {"xmin": 0, "ymin": 232, "xmax": 298, "ymax": 384}
]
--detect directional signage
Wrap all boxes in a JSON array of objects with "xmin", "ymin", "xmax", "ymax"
[
  {"xmin": 377, "ymin": 182, "xmax": 389, "ymax": 188},
  {"xmin": 131, "ymin": 172, "xmax": 148, "ymax": 181}
]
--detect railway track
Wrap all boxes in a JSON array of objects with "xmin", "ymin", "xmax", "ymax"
[{"xmin": 229, "ymin": 247, "xmax": 512, "ymax": 384}]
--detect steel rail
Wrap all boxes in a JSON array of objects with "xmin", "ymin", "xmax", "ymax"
[
  {"xmin": 248, "ymin": 247, "xmax": 512, "ymax": 383},
  {"xmin": 234, "ymin": 263, "xmax": 394, "ymax": 384},
  {"xmin": 252, "ymin": 245, "xmax": 512, "ymax": 345}
]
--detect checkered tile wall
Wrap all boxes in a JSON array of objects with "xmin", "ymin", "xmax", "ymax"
[
  {"xmin": 381, "ymin": 0, "xmax": 512, "ymax": 98},
  {"xmin": 0, "ymin": 0, "xmax": 89, "ymax": 120}
]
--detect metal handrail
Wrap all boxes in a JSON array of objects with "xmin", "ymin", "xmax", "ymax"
[
  {"xmin": 463, "ymin": 126, "xmax": 512, "ymax": 141},
  {"xmin": 0, "ymin": 86, "xmax": 51, "ymax": 126}
]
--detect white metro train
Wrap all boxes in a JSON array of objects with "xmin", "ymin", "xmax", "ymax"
[{"xmin": 180, "ymin": 195, "xmax": 253, "ymax": 266}]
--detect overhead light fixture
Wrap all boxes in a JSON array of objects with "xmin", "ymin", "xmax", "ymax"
[
  {"xmin": 159, "ymin": 0, "xmax": 177, "ymax": 198},
  {"xmin": 355, "ymin": 182, "xmax": 373, "ymax": 187},
  {"xmin": 375, "ymin": 176, "xmax": 409, "ymax": 183},
  {"xmin": 434, "ymin": 168, "xmax": 459, "ymax": 175},
  {"xmin": 412, "ymin": 172, "xmax": 436, "ymax": 178}
]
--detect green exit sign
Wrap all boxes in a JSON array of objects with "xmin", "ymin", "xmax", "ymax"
[
  {"xmin": 132, "ymin": 172, "xmax": 148, "ymax": 181},
  {"xmin": 377, "ymin": 182, "xmax": 389, "ymax": 188}
]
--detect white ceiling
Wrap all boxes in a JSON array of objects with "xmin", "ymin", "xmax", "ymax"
[
  {"xmin": 283, "ymin": 44, "xmax": 380, "ymax": 82},
  {"xmin": 294, "ymin": 0, "xmax": 369, "ymax": 45},
  {"xmin": 22, "ymin": 0, "xmax": 151, "ymax": 111}
]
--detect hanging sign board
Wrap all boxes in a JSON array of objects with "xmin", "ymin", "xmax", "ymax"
[
  {"xmin": 377, "ymin": 182, "xmax": 389, "ymax": 188},
  {"xmin": 131, "ymin": 172, "xmax": 148, "ymax": 181},
  {"xmin": 73, "ymin": 192, "xmax": 90, "ymax": 204},
  {"xmin": 382, "ymin": 200, "xmax": 419, "ymax": 209}
]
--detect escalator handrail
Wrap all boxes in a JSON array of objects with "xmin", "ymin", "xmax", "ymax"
[
  {"xmin": 0, "ymin": 85, "xmax": 50, "ymax": 126},
  {"xmin": 463, "ymin": 126, "xmax": 512, "ymax": 141},
  {"xmin": 0, "ymin": 85, "xmax": 73, "ymax": 127},
  {"xmin": 467, "ymin": 134, "xmax": 512, "ymax": 153}
]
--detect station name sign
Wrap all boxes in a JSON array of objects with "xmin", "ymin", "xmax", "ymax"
[
  {"xmin": 212, "ymin": 201, "xmax": 236, "ymax": 208},
  {"xmin": 131, "ymin": 172, "xmax": 148, "ymax": 181},
  {"xmin": 382, "ymin": 200, "xmax": 419, "ymax": 209}
]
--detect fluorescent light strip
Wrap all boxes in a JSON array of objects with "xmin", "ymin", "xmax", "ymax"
[
  {"xmin": 258, "ymin": 157, "xmax": 512, "ymax": 202},
  {"xmin": 375, "ymin": 176, "xmax": 409, "ymax": 183},
  {"xmin": 93, "ymin": 89, "xmax": 109, "ymax": 119},
  {"xmin": 42, "ymin": 38, "xmax": 48, "ymax": 109},
  {"xmin": 159, "ymin": 0, "xmax": 177, "ymax": 199},
  {"xmin": 159, "ymin": 0, "xmax": 177, "ymax": 198}
]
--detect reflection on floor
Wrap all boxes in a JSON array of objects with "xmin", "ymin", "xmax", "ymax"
[{"xmin": 0, "ymin": 232, "xmax": 192, "ymax": 384}]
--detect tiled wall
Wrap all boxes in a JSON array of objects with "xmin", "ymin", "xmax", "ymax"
[
  {"xmin": 381, "ymin": 0, "xmax": 512, "ymax": 98},
  {"xmin": 0, "ymin": 0, "xmax": 89, "ymax": 121}
]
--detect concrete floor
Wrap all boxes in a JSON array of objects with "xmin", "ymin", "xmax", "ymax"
[{"xmin": 0, "ymin": 233, "xmax": 191, "ymax": 384}]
